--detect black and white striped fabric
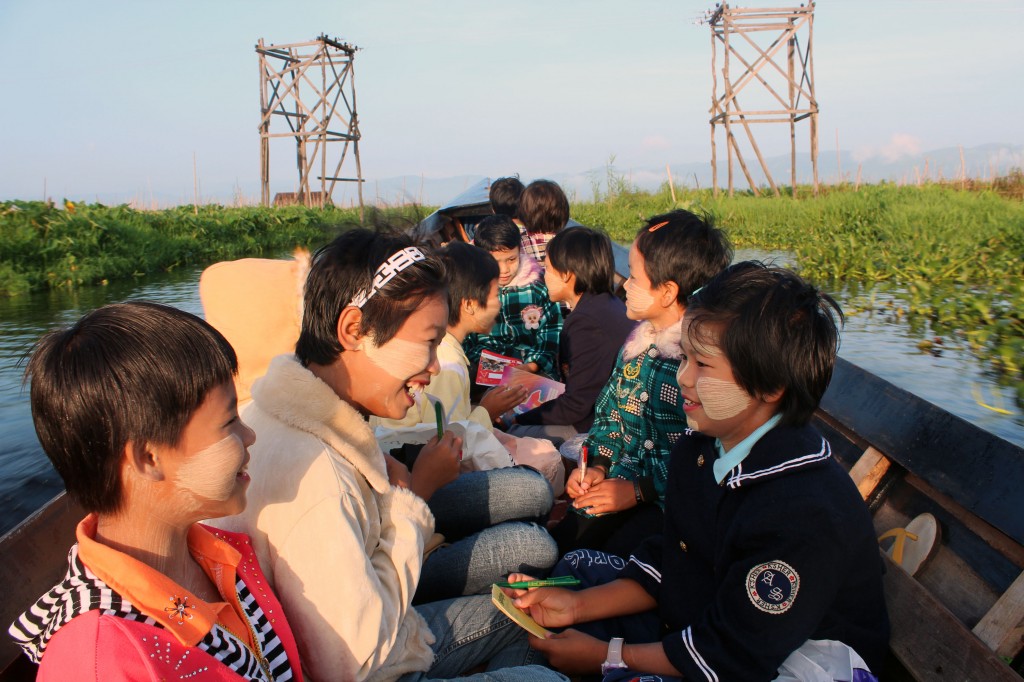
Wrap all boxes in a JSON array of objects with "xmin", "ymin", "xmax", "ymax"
[{"xmin": 9, "ymin": 545, "xmax": 295, "ymax": 681}]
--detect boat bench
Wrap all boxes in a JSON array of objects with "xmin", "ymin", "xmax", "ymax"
[{"xmin": 817, "ymin": 357, "xmax": 1024, "ymax": 680}]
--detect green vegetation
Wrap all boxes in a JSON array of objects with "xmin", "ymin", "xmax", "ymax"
[
  {"xmin": 573, "ymin": 175, "xmax": 1024, "ymax": 391},
  {"xmin": 2, "ymin": 176, "xmax": 1021, "ymax": 391},
  {"xmin": 0, "ymin": 201, "xmax": 359, "ymax": 296}
]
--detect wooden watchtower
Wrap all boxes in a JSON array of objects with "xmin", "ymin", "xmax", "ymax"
[
  {"xmin": 707, "ymin": 3, "xmax": 819, "ymax": 197},
  {"xmin": 257, "ymin": 35, "xmax": 364, "ymax": 216}
]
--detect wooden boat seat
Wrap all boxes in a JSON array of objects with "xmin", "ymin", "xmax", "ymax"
[{"xmin": 818, "ymin": 357, "xmax": 1024, "ymax": 680}]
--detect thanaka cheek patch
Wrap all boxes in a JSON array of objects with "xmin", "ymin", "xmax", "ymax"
[
  {"xmin": 696, "ymin": 377, "xmax": 752, "ymax": 420},
  {"xmin": 363, "ymin": 336, "xmax": 432, "ymax": 380},
  {"xmin": 174, "ymin": 433, "xmax": 246, "ymax": 502},
  {"xmin": 624, "ymin": 279, "xmax": 654, "ymax": 313}
]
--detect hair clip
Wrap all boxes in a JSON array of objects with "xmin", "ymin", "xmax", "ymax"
[
  {"xmin": 691, "ymin": 286, "xmax": 704, "ymax": 297},
  {"xmin": 648, "ymin": 220, "xmax": 669, "ymax": 232},
  {"xmin": 349, "ymin": 246, "xmax": 426, "ymax": 308}
]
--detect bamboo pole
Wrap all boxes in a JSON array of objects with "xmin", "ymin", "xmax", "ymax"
[
  {"xmin": 666, "ymin": 164, "xmax": 677, "ymax": 203},
  {"xmin": 192, "ymin": 152, "xmax": 199, "ymax": 215},
  {"xmin": 711, "ymin": 18, "xmax": 719, "ymax": 198},
  {"xmin": 788, "ymin": 15, "xmax": 796, "ymax": 197},
  {"xmin": 808, "ymin": 7, "xmax": 819, "ymax": 195}
]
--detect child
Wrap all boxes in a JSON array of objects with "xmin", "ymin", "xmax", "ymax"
[
  {"xmin": 214, "ymin": 228, "xmax": 567, "ymax": 681},
  {"xmin": 509, "ymin": 226, "xmax": 636, "ymax": 444},
  {"xmin": 509, "ymin": 262, "xmax": 890, "ymax": 681},
  {"xmin": 10, "ymin": 302, "xmax": 304, "ymax": 680},
  {"xmin": 551, "ymin": 210, "xmax": 732, "ymax": 559},
  {"xmin": 517, "ymin": 179, "xmax": 570, "ymax": 265},
  {"xmin": 464, "ymin": 214, "xmax": 563, "ymax": 379},
  {"xmin": 489, "ymin": 175, "xmax": 525, "ymax": 219},
  {"xmin": 369, "ymin": 240, "xmax": 558, "ymax": 603}
]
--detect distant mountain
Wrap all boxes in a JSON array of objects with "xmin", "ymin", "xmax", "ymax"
[{"xmin": 353, "ymin": 143, "xmax": 1023, "ymax": 206}]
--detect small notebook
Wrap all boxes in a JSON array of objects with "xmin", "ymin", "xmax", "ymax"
[{"xmin": 490, "ymin": 584, "xmax": 552, "ymax": 639}]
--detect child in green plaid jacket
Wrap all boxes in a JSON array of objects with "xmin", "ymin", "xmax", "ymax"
[
  {"xmin": 464, "ymin": 215, "xmax": 563, "ymax": 379},
  {"xmin": 550, "ymin": 210, "xmax": 732, "ymax": 558}
]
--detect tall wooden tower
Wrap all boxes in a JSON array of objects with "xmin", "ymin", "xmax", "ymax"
[
  {"xmin": 257, "ymin": 35, "xmax": 364, "ymax": 215},
  {"xmin": 707, "ymin": 3, "xmax": 819, "ymax": 197}
]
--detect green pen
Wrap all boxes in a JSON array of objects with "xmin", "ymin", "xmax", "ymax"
[
  {"xmin": 433, "ymin": 400, "xmax": 445, "ymax": 439},
  {"xmin": 494, "ymin": 576, "xmax": 581, "ymax": 589}
]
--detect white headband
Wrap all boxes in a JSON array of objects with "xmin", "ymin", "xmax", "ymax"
[{"xmin": 349, "ymin": 246, "xmax": 427, "ymax": 308}]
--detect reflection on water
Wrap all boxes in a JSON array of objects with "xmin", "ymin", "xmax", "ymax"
[
  {"xmin": 1, "ymin": 253, "xmax": 1021, "ymax": 536},
  {"xmin": 0, "ymin": 269, "xmax": 205, "ymax": 535}
]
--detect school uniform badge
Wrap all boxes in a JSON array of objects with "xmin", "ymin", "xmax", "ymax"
[{"xmin": 746, "ymin": 560, "xmax": 799, "ymax": 614}]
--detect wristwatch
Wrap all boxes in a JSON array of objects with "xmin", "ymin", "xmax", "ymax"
[{"xmin": 601, "ymin": 637, "xmax": 628, "ymax": 675}]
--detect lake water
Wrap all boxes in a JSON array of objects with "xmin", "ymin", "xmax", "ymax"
[{"xmin": 1, "ymin": 250, "xmax": 1021, "ymax": 536}]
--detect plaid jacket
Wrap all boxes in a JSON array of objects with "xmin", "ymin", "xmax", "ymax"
[
  {"xmin": 464, "ymin": 255, "xmax": 563, "ymax": 378},
  {"xmin": 582, "ymin": 319, "xmax": 687, "ymax": 510}
]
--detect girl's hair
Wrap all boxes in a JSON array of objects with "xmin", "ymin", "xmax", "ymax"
[
  {"xmin": 439, "ymin": 241, "xmax": 500, "ymax": 326},
  {"xmin": 518, "ymin": 179, "xmax": 570, "ymax": 235},
  {"xmin": 634, "ymin": 209, "xmax": 732, "ymax": 304},
  {"xmin": 473, "ymin": 214, "xmax": 522, "ymax": 252},
  {"xmin": 296, "ymin": 225, "xmax": 446, "ymax": 366},
  {"xmin": 25, "ymin": 302, "xmax": 238, "ymax": 514},
  {"xmin": 546, "ymin": 226, "xmax": 616, "ymax": 296},
  {"xmin": 686, "ymin": 261, "xmax": 844, "ymax": 427},
  {"xmin": 489, "ymin": 176, "xmax": 525, "ymax": 217}
]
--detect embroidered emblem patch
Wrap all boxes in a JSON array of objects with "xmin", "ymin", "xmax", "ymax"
[
  {"xmin": 746, "ymin": 561, "xmax": 799, "ymax": 614},
  {"xmin": 521, "ymin": 305, "xmax": 542, "ymax": 330}
]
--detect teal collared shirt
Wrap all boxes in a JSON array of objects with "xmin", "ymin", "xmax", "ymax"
[{"xmin": 713, "ymin": 414, "xmax": 783, "ymax": 484}]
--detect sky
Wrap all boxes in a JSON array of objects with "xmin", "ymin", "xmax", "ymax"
[{"xmin": 1, "ymin": 0, "xmax": 1022, "ymax": 206}]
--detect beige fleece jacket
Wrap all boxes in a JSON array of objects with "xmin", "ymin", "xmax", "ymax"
[{"xmin": 215, "ymin": 354, "xmax": 435, "ymax": 682}]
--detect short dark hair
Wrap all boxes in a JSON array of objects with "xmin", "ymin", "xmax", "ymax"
[
  {"xmin": 685, "ymin": 261, "xmax": 844, "ymax": 427},
  {"xmin": 634, "ymin": 209, "xmax": 732, "ymax": 305},
  {"xmin": 439, "ymin": 241, "xmax": 500, "ymax": 326},
  {"xmin": 25, "ymin": 302, "xmax": 238, "ymax": 514},
  {"xmin": 296, "ymin": 226, "xmax": 447, "ymax": 366},
  {"xmin": 518, "ymin": 179, "xmax": 570, "ymax": 235},
  {"xmin": 546, "ymin": 226, "xmax": 616, "ymax": 296},
  {"xmin": 473, "ymin": 214, "xmax": 522, "ymax": 252},
  {"xmin": 489, "ymin": 176, "xmax": 525, "ymax": 217}
]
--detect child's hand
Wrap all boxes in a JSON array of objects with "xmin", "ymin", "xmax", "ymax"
[
  {"xmin": 565, "ymin": 466, "xmax": 606, "ymax": 500},
  {"xmin": 573, "ymin": 478, "xmax": 636, "ymax": 515},
  {"xmin": 480, "ymin": 384, "xmax": 529, "ymax": 422},
  {"xmin": 527, "ymin": 629, "xmax": 605, "ymax": 675},
  {"xmin": 498, "ymin": 572, "xmax": 539, "ymax": 599},
  {"xmin": 512, "ymin": 585, "xmax": 579, "ymax": 628},
  {"xmin": 410, "ymin": 431, "xmax": 462, "ymax": 501}
]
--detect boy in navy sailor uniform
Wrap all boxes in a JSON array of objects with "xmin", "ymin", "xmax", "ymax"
[{"xmin": 503, "ymin": 262, "xmax": 889, "ymax": 681}]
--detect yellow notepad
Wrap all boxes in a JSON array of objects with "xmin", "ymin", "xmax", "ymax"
[{"xmin": 490, "ymin": 584, "xmax": 553, "ymax": 639}]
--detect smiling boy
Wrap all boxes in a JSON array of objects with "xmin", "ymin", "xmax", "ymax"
[{"xmin": 511, "ymin": 262, "xmax": 889, "ymax": 681}]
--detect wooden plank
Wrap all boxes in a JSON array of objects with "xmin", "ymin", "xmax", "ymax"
[
  {"xmin": 974, "ymin": 569, "xmax": 1024, "ymax": 658},
  {"xmin": 882, "ymin": 553, "xmax": 1019, "ymax": 681},
  {"xmin": 848, "ymin": 446, "xmax": 891, "ymax": 499},
  {"xmin": 0, "ymin": 493, "xmax": 83, "ymax": 675},
  {"xmin": 820, "ymin": 357, "xmax": 1024, "ymax": 546}
]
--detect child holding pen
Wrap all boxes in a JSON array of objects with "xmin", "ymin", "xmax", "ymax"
[
  {"xmin": 549, "ymin": 210, "xmax": 732, "ymax": 559},
  {"xmin": 215, "ymin": 227, "xmax": 566, "ymax": 681},
  {"xmin": 505, "ymin": 263, "xmax": 889, "ymax": 681}
]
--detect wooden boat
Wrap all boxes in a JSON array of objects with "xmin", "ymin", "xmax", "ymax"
[
  {"xmin": 2, "ymin": 357, "xmax": 1021, "ymax": 680},
  {"xmin": 2, "ymin": 209, "xmax": 1021, "ymax": 679}
]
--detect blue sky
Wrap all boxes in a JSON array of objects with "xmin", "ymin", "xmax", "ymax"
[{"xmin": 1, "ymin": 0, "xmax": 1022, "ymax": 205}]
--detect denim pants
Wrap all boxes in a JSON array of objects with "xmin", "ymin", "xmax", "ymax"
[
  {"xmin": 401, "ymin": 594, "xmax": 569, "ymax": 682},
  {"xmin": 417, "ymin": 466, "xmax": 558, "ymax": 603}
]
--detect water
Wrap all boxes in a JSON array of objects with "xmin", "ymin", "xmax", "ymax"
[{"xmin": 1, "ymin": 254, "xmax": 1021, "ymax": 536}]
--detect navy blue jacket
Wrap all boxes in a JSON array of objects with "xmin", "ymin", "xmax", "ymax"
[
  {"xmin": 623, "ymin": 424, "xmax": 889, "ymax": 681},
  {"xmin": 515, "ymin": 292, "xmax": 635, "ymax": 432}
]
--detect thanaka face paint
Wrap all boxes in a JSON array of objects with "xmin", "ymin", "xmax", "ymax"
[
  {"xmin": 696, "ymin": 377, "xmax": 752, "ymax": 420},
  {"xmin": 362, "ymin": 336, "xmax": 433, "ymax": 380},
  {"xmin": 173, "ymin": 433, "xmax": 247, "ymax": 504},
  {"xmin": 623, "ymin": 277, "xmax": 655, "ymax": 314}
]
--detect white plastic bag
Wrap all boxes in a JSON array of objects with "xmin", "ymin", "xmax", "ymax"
[
  {"xmin": 773, "ymin": 639, "xmax": 877, "ymax": 682},
  {"xmin": 374, "ymin": 421, "xmax": 515, "ymax": 473}
]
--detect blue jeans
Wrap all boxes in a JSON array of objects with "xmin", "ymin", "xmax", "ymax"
[
  {"xmin": 401, "ymin": 595, "xmax": 569, "ymax": 681},
  {"xmin": 418, "ymin": 467, "xmax": 558, "ymax": 603}
]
